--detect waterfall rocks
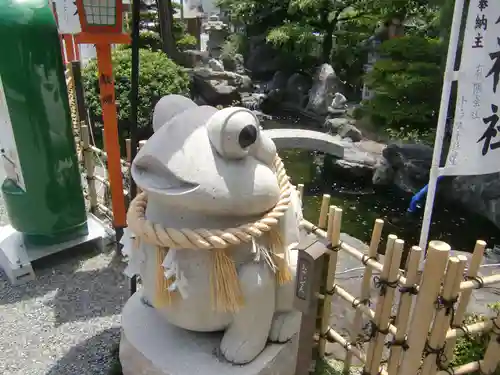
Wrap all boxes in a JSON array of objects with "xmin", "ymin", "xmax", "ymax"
[
  {"xmin": 190, "ymin": 66, "xmax": 253, "ymax": 107},
  {"xmin": 306, "ymin": 64, "xmax": 344, "ymax": 116}
]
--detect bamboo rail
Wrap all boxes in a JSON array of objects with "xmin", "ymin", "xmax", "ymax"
[
  {"xmin": 297, "ymin": 200, "xmax": 500, "ymax": 375},
  {"xmin": 301, "ymin": 219, "xmax": 500, "ymax": 292}
]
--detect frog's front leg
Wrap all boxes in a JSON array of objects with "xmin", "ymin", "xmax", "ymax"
[
  {"xmin": 220, "ymin": 262, "xmax": 275, "ymax": 364},
  {"xmin": 269, "ymin": 261, "xmax": 301, "ymax": 343}
]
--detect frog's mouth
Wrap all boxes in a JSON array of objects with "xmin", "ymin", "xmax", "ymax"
[{"xmin": 131, "ymin": 154, "xmax": 199, "ymax": 196}]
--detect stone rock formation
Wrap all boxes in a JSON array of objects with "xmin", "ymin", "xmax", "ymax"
[{"xmin": 306, "ymin": 64, "xmax": 343, "ymax": 116}]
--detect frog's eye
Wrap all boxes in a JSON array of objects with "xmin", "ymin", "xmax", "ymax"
[{"xmin": 207, "ymin": 108, "xmax": 260, "ymax": 159}]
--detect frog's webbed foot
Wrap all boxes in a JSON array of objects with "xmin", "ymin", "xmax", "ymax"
[
  {"xmin": 220, "ymin": 262, "xmax": 275, "ymax": 364},
  {"xmin": 269, "ymin": 310, "xmax": 301, "ymax": 343}
]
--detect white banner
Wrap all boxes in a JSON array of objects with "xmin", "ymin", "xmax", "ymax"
[
  {"xmin": 53, "ymin": 0, "xmax": 81, "ymax": 34},
  {"xmin": 444, "ymin": 1, "xmax": 500, "ymax": 176}
]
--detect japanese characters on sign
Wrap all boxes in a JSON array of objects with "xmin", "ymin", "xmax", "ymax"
[
  {"xmin": 295, "ymin": 259, "xmax": 310, "ymax": 301},
  {"xmin": 99, "ymin": 74, "xmax": 115, "ymax": 107},
  {"xmin": 444, "ymin": 0, "xmax": 500, "ymax": 176}
]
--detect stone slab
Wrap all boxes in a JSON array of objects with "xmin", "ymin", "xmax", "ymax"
[
  {"xmin": 0, "ymin": 213, "xmax": 109, "ymax": 286},
  {"xmin": 120, "ymin": 292, "xmax": 299, "ymax": 375}
]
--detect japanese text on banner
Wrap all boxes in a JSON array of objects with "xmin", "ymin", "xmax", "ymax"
[{"xmin": 444, "ymin": 0, "xmax": 500, "ymax": 176}]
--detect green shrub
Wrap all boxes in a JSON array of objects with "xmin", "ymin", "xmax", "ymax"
[
  {"xmin": 221, "ymin": 33, "xmax": 248, "ymax": 60},
  {"xmin": 82, "ymin": 48, "xmax": 190, "ymax": 134},
  {"xmin": 138, "ymin": 30, "xmax": 162, "ymax": 51},
  {"xmin": 362, "ymin": 35, "xmax": 444, "ymax": 132},
  {"xmin": 452, "ymin": 303, "xmax": 500, "ymax": 374},
  {"xmin": 120, "ymin": 30, "xmax": 163, "ymax": 51},
  {"xmin": 176, "ymin": 33, "xmax": 198, "ymax": 51}
]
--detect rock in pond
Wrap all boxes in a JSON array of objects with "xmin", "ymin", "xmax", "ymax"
[
  {"xmin": 324, "ymin": 118, "xmax": 363, "ymax": 142},
  {"xmin": 372, "ymin": 142, "xmax": 433, "ymax": 193}
]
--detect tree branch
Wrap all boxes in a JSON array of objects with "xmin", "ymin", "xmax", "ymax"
[{"xmin": 337, "ymin": 12, "xmax": 370, "ymax": 22}]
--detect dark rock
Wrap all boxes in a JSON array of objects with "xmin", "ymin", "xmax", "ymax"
[
  {"xmin": 338, "ymin": 124, "xmax": 363, "ymax": 142},
  {"xmin": 222, "ymin": 53, "xmax": 245, "ymax": 74},
  {"xmin": 451, "ymin": 173, "xmax": 500, "ymax": 230},
  {"xmin": 306, "ymin": 64, "xmax": 343, "ymax": 116},
  {"xmin": 372, "ymin": 143, "xmax": 433, "ymax": 193},
  {"xmin": 241, "ymin": 93, "xmax": 266, "ymax": 111},
  {"xmin": 181, "ymin": 50, "xmax": 209, "ymax": 68},
  {"xmin": 268, "ymin": 71, "xmax": 289, "ymax": 92},
  {"xmin": 191, "ymin": 75, "xmax": 241, "ymax": 107},
  {"xmin": 323, "ymin": 118, "xmax": 363, "ymax": 142},
  {"xmin": 208, "ymin": 58, "xmax": 224, "ymax": 72},
  {"xmin": 191, "ymin": 67, "xmax": 253, "ymax": 92},
  {"xmin": 323, "ymin": 137, "xmax": 382, "ymax": 179},
  {"xmin": 285, "ymin": 73, "xmax": 312, "ymax": 108},
  {"xmin": 246, "ymin": 36, "xmax": 297, "ymax": 79},
  {"xmin": 246, "ymin": 43, "xmax": 283, "ymax": 79}
]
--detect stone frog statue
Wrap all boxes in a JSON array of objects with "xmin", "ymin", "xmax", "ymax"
[{"xmin": 122, "ymin": 94, "xmax": 306, "ymax": 365}]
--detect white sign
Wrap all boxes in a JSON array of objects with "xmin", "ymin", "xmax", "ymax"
[
  {"xmin": 444, "ymin": 1, "xmax": 500, "ymax": 176},
  {"xmin": 0, "ymin": 75, "xmax": 26, "ymax": 191},
  {"xmin": 53, "ymin": 0, "xmax": 82, "ymax": 34},
  {"xmin": 79, "ymin": 43, "xmax": 97, "ymax": 65}
]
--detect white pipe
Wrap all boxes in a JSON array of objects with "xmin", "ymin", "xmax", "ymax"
[{"xmin": 419, "ymin": 0, "xmax": 466, "ymax": 252}]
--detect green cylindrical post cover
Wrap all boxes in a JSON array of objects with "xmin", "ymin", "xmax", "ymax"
[{"xmin": 0, "ymin": 0, "xmax": 88, "ymax": 245}]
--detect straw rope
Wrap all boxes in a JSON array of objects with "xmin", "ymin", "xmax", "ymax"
[
  {"xmin": 127, "ymin": 155, "xmax": 294, "ymax": 312},
  {"xmin": 127, "ymin": 155, "xmax": 293, "ymax": 250}
]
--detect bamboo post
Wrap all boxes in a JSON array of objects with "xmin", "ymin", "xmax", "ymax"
[
  {"xmin": 481, "ymin": 312, "xmax": 500, "ymax": 374},
  {"xmin": 318, "ymin": 194, "xmax": 331, "ymax": 229},
  {"xmin": 420, "ymin": 255, "xmax": 467, "ymax": 374},
  {"xmin": 326, "ymin": 205, "xmax": 335, "ymax": 239},
  {"xmin": 297, "ymin": 183, "xmax": 304, "ymax": 203},
  {"xmin": 101, "ymin": 127, "xmax": 106, "ymax": 151},
  {"xmin": 81, "ymin": 124, "xmax": 98, "ymax": 213},
  {"xmin": 444, "ymin": 240, "xmax": 486, "ymax": 365},
  {"xmin": 318, "ymin": 207, "xmax": 342, "ymax": 357},
  {"xmin": 365, "ymin": 236, "xmax": 402, "ymax": 375},
  {"xmin": 386, "ymin": 245, "xmax": 422, "ymax": 375},
  {"xmin": 343, "ymin": 219, "xmax": 384, "ymax": 373},
  {"xmin": 125, "ymin": 138, "xmax": 132, "ymax": 163},
  {"xmin": 399, "ymin": 241, "xmax": 451, "ymax": 375}
]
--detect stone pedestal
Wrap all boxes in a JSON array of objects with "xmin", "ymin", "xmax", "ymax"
[{"xmin": 120, "ymin": 292, "xmax": 299, "ymax": 375}]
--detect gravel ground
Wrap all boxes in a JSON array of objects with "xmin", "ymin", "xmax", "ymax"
[{"xmin": 0, "ymin": 168, "xmax": 129, "ymax": 375}]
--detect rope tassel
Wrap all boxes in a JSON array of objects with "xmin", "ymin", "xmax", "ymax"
[
  {"xmin": 267, "ymin": 230, "xmax": 292, "ymax": 285},
  {"xmin": 154, "ymin": 246, "xmax": 176, "ymax": 308},
  {"xmin": 210, "ymin": 248, "xmax": 244, "ymax": 313}
]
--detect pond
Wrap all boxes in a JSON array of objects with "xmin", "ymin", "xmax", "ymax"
[{"xmin": 280, "ymin": 148, "xmax": 500, "ymax": 254}]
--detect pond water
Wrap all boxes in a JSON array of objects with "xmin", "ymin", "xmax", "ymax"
[{"xmin": 280, "ymin": 148, "xmax": 500, "ymax": 253}]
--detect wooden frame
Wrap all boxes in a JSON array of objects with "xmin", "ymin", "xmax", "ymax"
[{"xmin": 75, "ymin": 0, "xmax": 124, "ymax": 34}]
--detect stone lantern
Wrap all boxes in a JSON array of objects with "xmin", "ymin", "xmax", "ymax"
[{"xmin": 204, "ymin": 15, "xmax": 229, "ymax": 59}]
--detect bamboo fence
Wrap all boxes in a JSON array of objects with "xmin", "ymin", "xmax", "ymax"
[
  {"xmin": 298, "ymin": 189, "xmax": 500, "ymax": 375},
  {"xmin": 65, "ymin": 64, "xmax": 140, "ymax": 223}
]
